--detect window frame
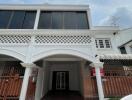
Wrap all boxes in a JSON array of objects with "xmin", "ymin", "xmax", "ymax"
[
  {"xmin": 95, "ymin": 38, "xmax": 112, "ymax": 49},
  {"xmin": 38, "ymin": 11, "xmax": 89, "ymax": 29},
  {"xmin": 0, "ymin": 10, "xmax": 36, "ymax": 29}
]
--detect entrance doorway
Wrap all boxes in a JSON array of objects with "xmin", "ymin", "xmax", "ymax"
[{"xmin": 52, "ymin": 71, "xmax": 69, "ymax": 91}]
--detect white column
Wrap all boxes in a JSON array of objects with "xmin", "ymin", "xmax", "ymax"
[
  {"xmin": 95, "ymin": 67, "xmax": 104, "ymax": 100},
  {"xmin": 19, "ymin": 67, "xmax": 32, "ymax": 100},
  {"xmin": 34, "ymin": 9, "xmax": 40, "ymax": 30},
  {"xmin": 19, "ymin": 9, "xmax": 40, "ymax": 100},
  {"xmin": 19, "ymin": 63, "xmax": 37, "ymax": 100},
  {"xmin": 90, "ymin": 62, "xmax": 104, "ymax": 100},
  {"xmin": 35, "ymin": 68, "xmax": 44, "ymax": 100}
]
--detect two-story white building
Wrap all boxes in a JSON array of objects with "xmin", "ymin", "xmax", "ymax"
[{"xmin": 0, "ymin": 4, "xmax": 131, "ymax": 100}]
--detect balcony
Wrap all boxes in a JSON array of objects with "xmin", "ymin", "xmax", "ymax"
[{"xmin": 0, "ymin": 29, "xmax": 93, "ymax": 45}]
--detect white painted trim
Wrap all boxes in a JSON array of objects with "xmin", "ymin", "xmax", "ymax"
[
  {"xmin": 90, "ymin": 62, "xmax": 104, "ymax": 100},
  {"xmin": 20, "ymin": 63, "xmax": 37, "ymax": 68},
  {"xmin": 32, "ymin": 49, "xmax": 95, "ymax": 62},
  {"xmin": 34, "ymin": 9, "xmax": 40, "ymax": 30},
  {"xmin": 0, "ymin": 49, "xmax": 25, "ymax": 62},
  {"xmin": 0, "ymin": 29, "xmax": 118, "ymax": 35},
  {"xmin": 0, "ymin": 4, "xmax": 90, "ymax": 11},
  {"xmin": 87, "ymin": 9, "xmax": 92, "ymax": 28},
  {"xmin": 95, "ymin": 67, "xmax": 104, "ymax": 100},
  {"xmin": 35, "ymin": 67, "xmax": 44, "ymax": 100},
  {"xmin": 90, "ymin": 62, "xmax": 104, "ymax": 68},
  {"xmin": 19, "ymin": 67, "xmax": 32, "ymax": 100}
]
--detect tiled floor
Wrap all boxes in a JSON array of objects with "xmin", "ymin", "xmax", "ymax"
[{"xmin": 42, "ymin": 91, "xmax": 98, "ymax": 100}]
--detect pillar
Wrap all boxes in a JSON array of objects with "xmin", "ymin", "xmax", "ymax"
[
  {"xmin": 19, "ymin": 63, "xmax": 36, "ymax": 100},
  {"xmin": 35, "ymin": 67, "xmax": 44, "ymax": 100},
  {"xmin": 90, "ymin": 62, "xmax": 104, "ymax": 100}
]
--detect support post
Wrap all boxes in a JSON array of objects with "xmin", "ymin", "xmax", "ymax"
[
  {"xmin": 90, "ymin": 62, "xmax": 104, "ymax": 100},
  {"xmin": 19, "ymin": 67, "xmax": 32, "ymax": 100},
  {"xmin": 19, "ymin": 9, "xmax": 39, "ymax": 100},
  {"xmin": 35, "ymin": 67, "xmax": 44, "ymax": 100},
  {"xmin": 19, "ymin": 63, "xmax": 37, "ymax": 100}
]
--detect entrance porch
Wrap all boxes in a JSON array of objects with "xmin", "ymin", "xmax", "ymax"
[
  {"xmin": 0, "ymin": 54, "xmax": 132, "ymax": 100},
  {"xmin": 33, "ymin": 55, "xmax": 98, "ymax": 100}
]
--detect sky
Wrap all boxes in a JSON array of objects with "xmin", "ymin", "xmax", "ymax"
[{"xmin": 0, "ymin": 0, "xmax": 132, "ymax": 29}]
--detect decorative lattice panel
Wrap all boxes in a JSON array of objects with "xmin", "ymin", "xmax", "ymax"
[
  {"xmin": 0, "ymin": 35, "xmax": 31, "ymax": 44},
  {"xmin": 35, "ymin": 35, "xmax": 91, "ymax": 44}
]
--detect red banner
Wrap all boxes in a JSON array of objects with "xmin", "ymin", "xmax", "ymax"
[{"xmin": 91, "ymin": 68, "xmax": 104, "ymax": 76}]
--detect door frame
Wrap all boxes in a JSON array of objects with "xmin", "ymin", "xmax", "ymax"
[{"xmin": 52, "ymin": 71, "xmax": 69, "ymax": 91}]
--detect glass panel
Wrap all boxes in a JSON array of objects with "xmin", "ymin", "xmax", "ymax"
[
  {"xmin": 99, "ymin": 40, "xmax": 104, "ymax": 48},
  {"xmin": 76, "ymin": 12, "xmax": 89, "ymax": 29},
  {"xmin": 9, "ymin": 11, "xmax": 25, "ymax": 29},
  {"xmin": 64, "ymin": 12, "xmax": 77, "ymax": 29},
  {"xmin": 0, "ymin": 10, "xmax": 12, "ymax": 29},
  {"xmin": 105, "ymin": 40, "xmax": 111, "ymax": 48},
  {"xmin": 52, "ymin": 12, "xmax": 63, "ymax": 29},
  {"xmin": 120, "ymin": 47, "xmax": 127, "ymax": 54},
  {"xmin": 56, "ymin": 72, "xmax": 60, "ymax": 89},
  {"xmin": 95, "ymin": 40, "xmax": 98, "ymax": 48},
  {"xmin": 38, "ymin": 11, "xmax": 51, "ymax": 29},
  {"xmin": 22, "ymin": 11, "xmax": 36, "ymax": 29},
  {"xmin": 38, "ymin": 11, "xmax": 89, "ymax": 29}
]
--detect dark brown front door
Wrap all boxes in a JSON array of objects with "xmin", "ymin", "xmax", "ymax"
[{"xmin": 52, "ymin": 71, "xmax": 69, "ymax": 91}]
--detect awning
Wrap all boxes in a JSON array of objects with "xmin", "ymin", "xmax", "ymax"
[{"xmin": 100, "ymin": 54, "xmax": 132, "ymax": 60}]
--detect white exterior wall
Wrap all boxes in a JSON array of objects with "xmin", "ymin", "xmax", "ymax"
[
  {"xmin": 115, "ymin": 28, "xmax": 132, "ymax": 54},
  {"xmin": 94, "ymin": 32, "xmax": 120, "ymax": 55},
  {"xmin": 116, "ymin": 28, "xmax": 132, "ymax": 47}
]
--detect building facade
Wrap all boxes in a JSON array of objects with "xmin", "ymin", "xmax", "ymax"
[{"xmin": 0, "ymin": 4, "xmax": 132, "ymax": 100}]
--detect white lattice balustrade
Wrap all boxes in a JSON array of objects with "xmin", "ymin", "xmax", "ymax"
[
  {"xmin": 35, "ymin": 35, "xmax": 91, "ymax": 44},
  {"xmin": 0, "ymin": 35, "xmax": 31, "ymax": 44},
  {"xmin": 0, "ymin": 30, "xmax": 93, "ymax": 45}
]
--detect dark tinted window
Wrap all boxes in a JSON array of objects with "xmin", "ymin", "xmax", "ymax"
[
  {"xmin": 0, "ymin": 10, "xmax": 36, "ymax": 29},
  {"xmin": 38, "ymin": 11, "xmax": 89, "ymax": 29},
  {"xmin": 22, "ymin": 11, "xmax": 36, "ymax": 29},
  {"xmin": 38, "ymin": 12, "xmax": 51, "ymax": 29},
  {"xmin": 64, "ymin": 12, "xmax": 77, "ymax": 29},
  {"xmin": 9, "ymin": 11, "xmax": 25, "ymax": 29},
  {"xmin": 120, "ymin": 47, "xmax": 127, "ymax": 54},
  {"xmin": 76, "ymin": 12, "xmax": 89, "ymax": 29},
  {"xmin": 0, "ymin": 10, "xmax": 12, "ymax": 29},
  {"xmin": 52, "ymin": 12, "xmax": 63, "ymax": 29}
]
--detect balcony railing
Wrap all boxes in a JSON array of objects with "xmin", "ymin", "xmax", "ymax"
[{"xmin": 0, "ymin": 29, "xmax": 93, "ymax": 45}]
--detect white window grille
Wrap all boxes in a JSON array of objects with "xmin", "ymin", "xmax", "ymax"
[{"xmin": 95, "ymin": 38, "xmax": 111, "ymax": 48}]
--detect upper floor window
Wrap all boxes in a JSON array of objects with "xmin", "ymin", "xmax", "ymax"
[
  {"xmin": 0, "ymin": 10, "xmax": 36, "ymax": 29},
  {"xmin": 38, "ymin": 11, "xmax": 89, "ymax": 29},
  {"xmin": 120, "ymin": 47, "xmax": 127, "ymax": 54},
  {"xmin": 95, "ymin": 39, "xmax": 112, "ymax": 49}
]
